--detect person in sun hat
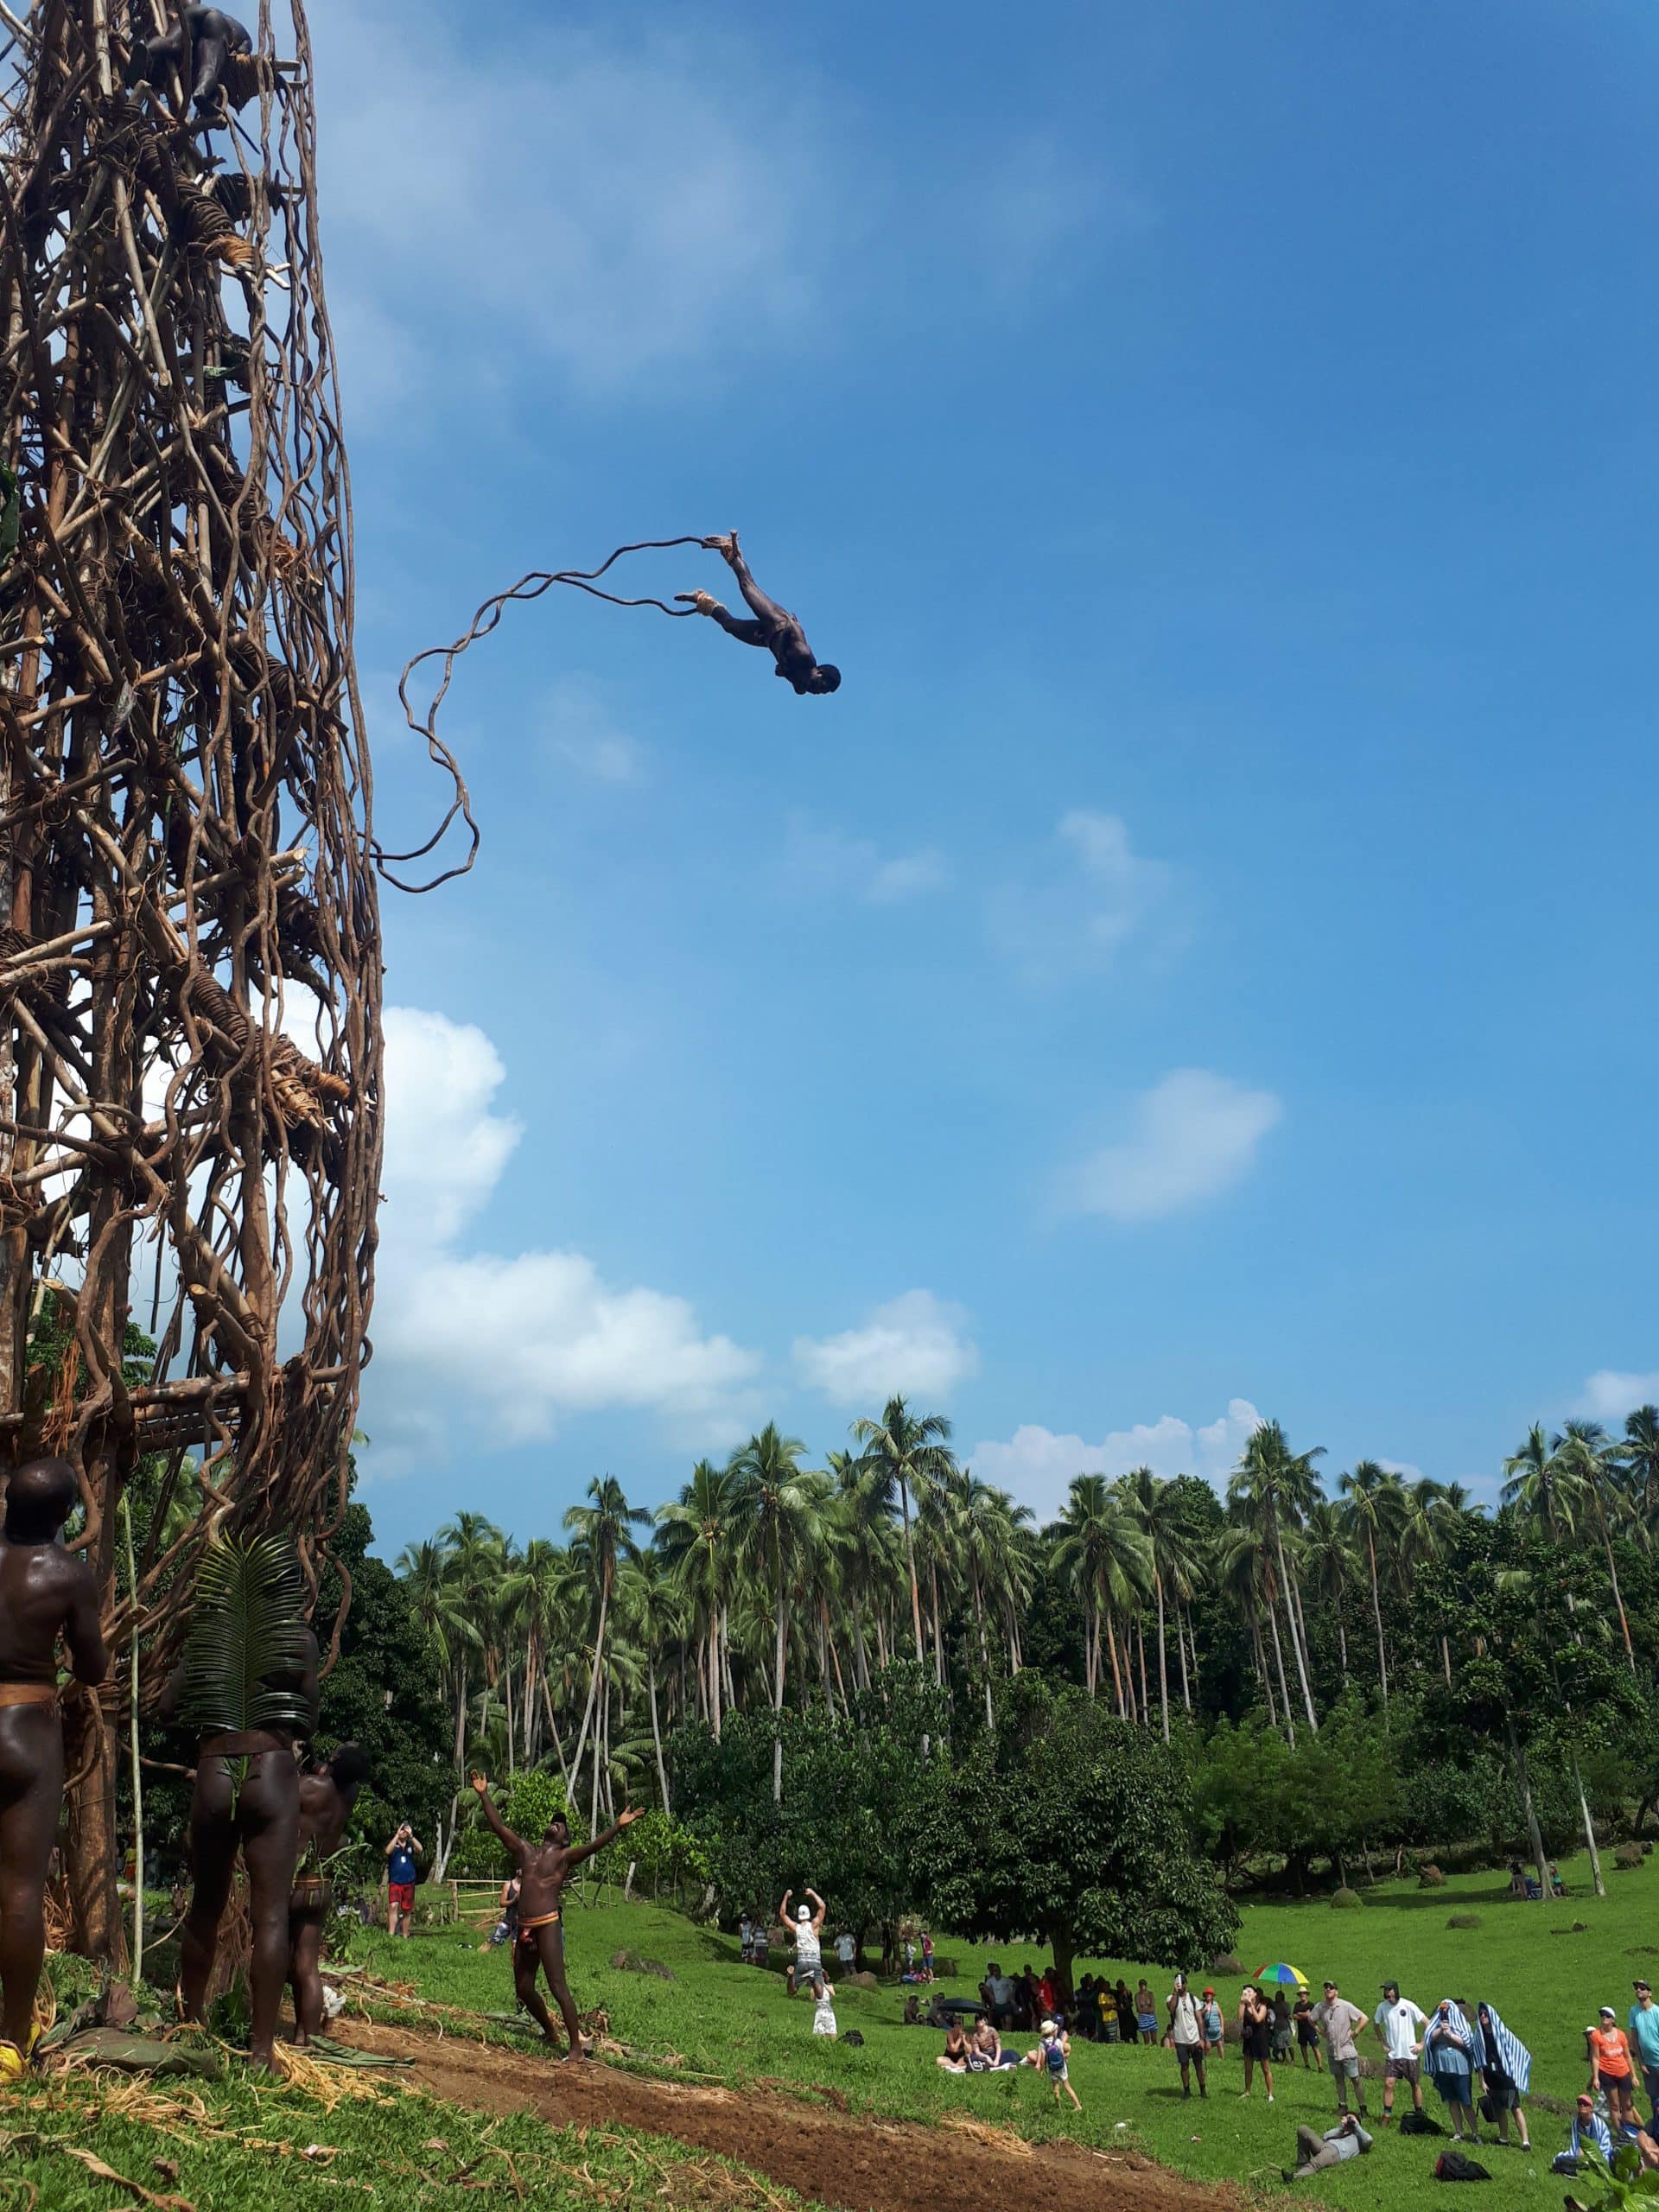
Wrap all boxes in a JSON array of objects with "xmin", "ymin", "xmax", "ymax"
[
  {"xmin": 1587, "ymin": 2004, "xmax": 1638, "ymax": 2131},
  {"xmin": 1630, "ymin": 1979, "xmax": 1659, "ymax": 2132},
  {"xmin": 1200, "ymin": 1985, "xmax": 1225, "ymax": 2059},
  {"xmin": 1373, "ymin": 1980, "xmax": 1428, "ymax": 2123}
]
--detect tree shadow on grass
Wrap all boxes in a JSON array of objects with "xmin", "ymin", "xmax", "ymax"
[{"xmin": 1348, "ymin": 1886, "xmax": 1521, "ymax": 1910}]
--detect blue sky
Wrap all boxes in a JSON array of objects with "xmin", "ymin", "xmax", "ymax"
[{"xmin": 309, "ymin": 0, "xmax": 1659, "ymax": 1552}]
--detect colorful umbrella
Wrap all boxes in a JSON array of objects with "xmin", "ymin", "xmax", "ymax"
[{"xmin": 1255, "ymin": 1962, "xmax": 1308, "ymax": 1987}]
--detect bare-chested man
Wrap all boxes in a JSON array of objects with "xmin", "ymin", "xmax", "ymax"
[
  {"xmin": 677, "ymin": 532, "xmax": 841, "ymax": 696},
  {"xmin": 468, "ymin": 1771, "xmax": 641, "ymax": 2059},
  {"xmin": 127, "ymin": 6, "xmax": 252, "ymax": 121},
  {"xmin": 0, "ymin": 1459, "xmax": 107, "ymax": 2080},
  {"xmin": 169, "ymin": 1595, "xmax": 318, "ymax": 2073},
  {"xmin": 288, "ymin": 1743, "xmax": 369, "ymax": 2047}
]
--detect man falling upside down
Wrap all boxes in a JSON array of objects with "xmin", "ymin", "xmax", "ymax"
[
  {"xmin": 678, "ymin": 533, "xmax": 841, "ymax": 696},
  {"xmin": 469, "ymin": 1772, "xmax": 642, "ymax": 2059}
]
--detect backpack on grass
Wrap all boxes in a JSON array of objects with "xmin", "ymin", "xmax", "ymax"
[
  {"xmin": 1433, "ymin": 2151, "xmax": 1491, "ymax": 2181},
  {"xmin": 1401, "ymin": 2110, "xmax": 1445, "ymax": 2136}
]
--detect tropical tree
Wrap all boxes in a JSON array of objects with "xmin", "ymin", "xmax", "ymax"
[
  {"xmin": 728, "ymin": 1424, "xmax": 824, "ymax": 1802},
  {"xmin": 849, "ymin": 1396, "xmax": 956, "ymax": 1662},
  {"xmin": 563, "ymin": 1476, "xmax": 650, "ymax": 1832},
  {"xmin": 1338, "ymin": 1460, "xmax": 1405, "ymax": 1709},
  {"xmin": 1052, "ymin": 1474, "xmax": 1152, "ymax": 1717},
  {"xmin": 1228, "ymin": 1421, "xmax": 1325, "ymax": 1733}
]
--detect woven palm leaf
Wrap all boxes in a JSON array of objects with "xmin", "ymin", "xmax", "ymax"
[{"xmin": 179, "ymin": 1534, "xmax": 312, "ymax": 1736}]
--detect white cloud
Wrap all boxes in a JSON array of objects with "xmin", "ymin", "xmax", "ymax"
[
  {"xmin": 1066, "ymin": 1069, "xmax": 1281, "ymax": 1222},
  {"xmin": 367, "ymin": 1008, "xmax": 760, "ymax": 1467},
  {"xmin": 313, "ymin": 2, "xmax": 836, "ymax": 401},
  {"xmin": 987, "ymin": 809, "xmax": 1173, "ymax": 983},
  {"xmin": 1574, "ymin": 1370, "xmax": 1659, "ymax": 1423},
  {"xmin": 793, "ymin": 1290, "xmax": 978, "ymax": 1407},
  {"xmin": 540, "ymin": 677, "xmax": 647, "ymax": 785},
  {"xmin": 950, "ymin": 139, "xmax": 1150, "ymax": 308},
  {"xmin": 780, "ymin": 815, "xmax": 950, "ymax": 906},
  {"xmin": 970, "ymin": 1398, "xmax": 1262, "ymax": 1524}
]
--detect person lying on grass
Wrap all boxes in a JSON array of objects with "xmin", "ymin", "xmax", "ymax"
[{"xmin": 468, "ymin": 1772, "xmax": 641, "ymax": 2060}]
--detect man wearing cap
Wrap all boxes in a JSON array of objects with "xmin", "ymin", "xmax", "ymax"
[
  {"xmin": 778, "ymin": 1885, "xmax": 826, "ymax": 1999},
  {"xmin": 1313, "ymin": 1979, "xmax": 1370, "ymax": 2120},
  {"xmin": 1372, "ymin": 1980, "xmax": 1428, "ymax": 2123},
  {"xmin": 1630, "ymin": 1980, "xmax": 1659, "ymax": 2132},
  {"xmin": 1554, "ymin": 2092, "xmax": 1613, "ymax": 2176}
]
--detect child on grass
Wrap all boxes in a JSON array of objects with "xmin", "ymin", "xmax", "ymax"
[{"xmin": 1027, "ymin": 2019, "xmax": 1082, "ymax": 2111}]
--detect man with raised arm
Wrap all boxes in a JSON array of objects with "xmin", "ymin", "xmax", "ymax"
[
  {"xmin": 677, "ymin": 533, "xmax": 841, "ymax": 696},
  {"xmin": 469, "ymin": 1773, "xmax": 641, "ymax": 2060},
  {"xmin": 778, "ymin": 1885, "xmax": 827, "ymax": 1999},
  {"xmin": 0, "ymin": 1459, "xmax": 107, "ymax": 2082}
]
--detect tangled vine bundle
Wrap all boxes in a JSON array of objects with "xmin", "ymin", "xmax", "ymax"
[{"xmin": 0, "ymin": 1, "xmax": 441, "ymax": 1940}]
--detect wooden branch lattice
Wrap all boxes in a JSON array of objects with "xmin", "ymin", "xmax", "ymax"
[{"xmin": 0, "ymin": 0, "xmax": 428, "ymax": 1732}]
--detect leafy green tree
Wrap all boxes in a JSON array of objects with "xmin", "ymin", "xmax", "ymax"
[{"xmin": 918, "ymin": 1675, "xmax": 1236, "ymax": 1993}]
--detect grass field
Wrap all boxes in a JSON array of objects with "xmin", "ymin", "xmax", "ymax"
[{"xmin": 365, "ymin": 1844, "xmax": 1659, "ymax": 2209}]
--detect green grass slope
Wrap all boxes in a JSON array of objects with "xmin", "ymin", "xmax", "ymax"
[{"xmin": 378, "ymin": 1845, "xmax": 1659, "ymax": 2209}]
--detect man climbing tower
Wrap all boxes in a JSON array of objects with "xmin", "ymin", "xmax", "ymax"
[
  {"xmin": 127, "ymin": 6, "xmax": 252, "ymax": 122},
  {"xmin": 0, "ymin": 1459, "xmax": 108, "ymax": 2082},
  {"xmin": 678, "ymin": 533, "xmax": 841, "ymax": 696}
]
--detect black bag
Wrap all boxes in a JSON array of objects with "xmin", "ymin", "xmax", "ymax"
[
  {"xmin": 1401, "ymin": 2111, "xmax": 1445, "ymax": 2136},
  {"xmin": 842, "ymin": 2030, "xmax": 865, "ymax": 2047},
  {"xmin": 1477, "ymin": 2093, "xmax": 1497, "ymax": 2125},
  {"xmin": 1433, "ymin": 2151, "xmax": 1491, "ymax": 2181}
]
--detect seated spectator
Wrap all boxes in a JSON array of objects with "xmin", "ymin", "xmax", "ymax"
[
  {"xmin": 1523, "ymin": 1873, "xmax": 1542, "ymax": 1901},
  {"xmin": 937, "ymin": 2019, "xmax": 971, "ymax": 2072},
  {"xmin": 1287, "ymin": 2116, "xmax": 1374, "ymax": 2179},
  {"xmin": 1554, "ymin": 2092, "xmax": 1614, "ymax": 2174},
  {"xmin": 968, "ymin": 2017, "xmax": 1020, "ymax": 2072},
  {"xmin": 902, "ymin": 1994, "xmax": 923, "ymax": 2026},
  {"xmin": 925, "ymin": 1993, "xmax": 950, "ymax": 2030},
  {"xmin": 1551, "ymin": 1864, "xmax": 1567, "ymax": 1898},
  {"xmin": 1507, "ymin": 1859, "xmax": 1525, "ymax": 1898}
]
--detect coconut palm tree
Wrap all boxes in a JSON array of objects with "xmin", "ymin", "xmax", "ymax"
[
  {"xmin": 1552, "ymin": 1422, "xmax": 1636, "ymax": 1672},
  {"xmin": 656, "ymin": 1458, "xmax": 739, "ymax": 1738},
  {"xmin": 1615, "ymin": 1406, "xmax": 1659, "ymax": 1544},
  {"xmin": 944, "ymin": 1468, "xmax": 1032, "ymax": 1731},
  {"xmin": 563, "ymin": 1476, "xmax": 650, "ymax": 1830},
  {"xmin": 849, "ymin": 1396, "xmax": 957, "ymax": 1662},
  {"xmin": 1338, "ymin": 1462, "xmax": 1405, "ymax": 1710},
  {"xmin": 617, "ymin": 1553, "xmax": 681, "ymax": 1812},
  {"xmin": 1228, "ymin": 1421, "xmax": 1324, "ymax": 1732},
  {"xmin": 728, "ymin": 1424, "xmax": 824, "ymax": 1802},
  {"xmin": 1119, "ymin": 1466, "xmax": 1202, "ymax": 1740},
  {"xmin": 1300, "ymin": 1499, "xmax": 1360, "ymax": 1684},
  {"xmin": 1052, "ymin": 1474, "xmax": 1152, "ymax": 1717}
]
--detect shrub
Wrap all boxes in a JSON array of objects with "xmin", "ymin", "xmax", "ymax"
[
  {"xmin": 1417, "ymin": 1864, "xmax": 1446, "ymax": 1888},
  {"xmin": 1332, "ymin": 1886, "xmax": 1363, "ymax": 1910},
  {"xmin": 1613, "ymin": 1843, "xmax": 1643, "ymax": 1872},
  {"xmin": 1211, "ymin": 1953, "xmax": 1243, "ymax": 1977},
  {"xmin": 1446, "ymin": 1913, "xmax": 1481, "ymax": 1929}
]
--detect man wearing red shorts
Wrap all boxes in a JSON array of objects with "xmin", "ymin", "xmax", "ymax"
[{"xmin": 385, "ymin": 1821, "xmax": 423, "ymax": 1937}]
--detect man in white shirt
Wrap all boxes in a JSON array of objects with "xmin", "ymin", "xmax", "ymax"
[
  {"xmin": 835, "ymin": 1929, "xmax": 855, "ymax": 1974},
  {"xmin": 1167, "ymin": 1971, "xmax": 1208, "ymax": 2100},
  {"xmin": 986, "ymin": 1963, "xmax": 1016, "ymax": 2027},
  {"xmin": 778, "ymin": 1886, "xmax": 826, "ymax": 1998},
  {"xmin": 1372, "ymin": 1980, "xmax": 1428, "ymax": 2121}
]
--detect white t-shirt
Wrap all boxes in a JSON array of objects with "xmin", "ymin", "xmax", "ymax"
[
  {"xmin": 739, "ymin": 1917, "xmax": 753, "ymax": 1947},
  {"xmin": 988, "ymin": 1975, "xmax": 1015, "ymax": 2007},
  {"xmin": 1376, "ymin": 1997, "xmax": 1427, "ymax": 2062},
  {"xmin": 836, "ymin": 1933, "xmax": 855, "ymax": 1965},
  {"xmin": 1170, "ymin": 1991, "xmax": 1204, "ymax": 2045},
  {"xmin": 795, "ymin": 1922, "xmax": 822, "ymax": 1969}
]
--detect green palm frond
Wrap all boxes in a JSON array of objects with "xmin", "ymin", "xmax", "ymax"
[{"xmin": 180, "ymin": 1533, "xmax": 313, "ymax": 1736}]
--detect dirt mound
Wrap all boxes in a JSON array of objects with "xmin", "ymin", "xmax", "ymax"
[{"xmin": 341, "ymin": 2018, "xmax": 1246, "ymax": 2212}]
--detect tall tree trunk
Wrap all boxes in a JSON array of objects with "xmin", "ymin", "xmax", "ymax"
[
  {"xmin": 1569, "ymin": 1749, "xmax": 1605, "ymax": 1897},
  {"xmin": 772, "ymin": 1548, "xmax": 787, "ymax": 1804},
  {"xmin": 569, "ymin": 1576, "xmax": 609, "ymax": 1789},
  {"xmin": 1176, "ymin": 1598, "xmax": 1192, "ymax": 1713},
  {"xmin": 1103, "ymin": 1604, "xmax": 1126, "ymax": 1717},
  {"xmin": 648, "ymin": 1653, "xmax": 671, "ymax": 1815},
  {"xmin": 1265, "ymin": 1598, "xmax": 1296, "ymax": 1746},
  {"xmin": 1590, "ymin": 1491, "xmax": 1637, "ymax": 1674},
  {"xmin": 1154, "ymin": 1573, "xmax": 1170, "ymax": 1743},
  {"xmin": 899, "ymin": 1480, "xmax": 925, "ymax": 1661},
  {"xmin": 1506, "ymin": 1717, "xmax": 1550, "ymax": 1904},
  {"xmin": 1335, "ymin": 1599, "xmax": 1349, "ymax": 1683},
  {"xmin": 539, "ymin": 1669, "xmax": 571, "ymax": 1788},
  {"xmin": 929, "ymin": 1561, "xmax": 945, "ymax": 1687},
  {"xmin": 1136, "ymin": 1617, "xmax": 1150, "ymax": 1725},
  {"xmin": 1275, "ymin": 1524, "xmax": 1319, "ymax": 1731},
  {"xmin": 973, "ymin": 1567, "xmax": 995, "ymax": 1733},
  {"xmin": 1184, "ymin": 1603, "xmax": 1200, "ymax": 1700},
  {"xmin": 1365, "ymin": 1529, "xmax": 1389, "ymax": 1712}
]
